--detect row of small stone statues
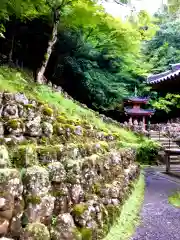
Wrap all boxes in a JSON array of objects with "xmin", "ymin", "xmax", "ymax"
[{"xmin": 123, "ymin": 119, "xmax": 144, "ymax": 127}]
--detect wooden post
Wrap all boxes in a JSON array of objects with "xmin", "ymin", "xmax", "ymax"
[
  {"xmin": 165, "ymin": 152, "xmax": 170, "ymax": 173},
  {"xmin": 142, "ymin": 116, "xmax": 145, "ymax": 130}
]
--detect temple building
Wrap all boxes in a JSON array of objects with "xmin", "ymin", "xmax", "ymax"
[
  {"xmin": 124, "ymin": 97, "xmax": 155, "ymax": 130},
  {"xmin": 147, "ymin": 63, "xmax": 180, "ymax": 94}
]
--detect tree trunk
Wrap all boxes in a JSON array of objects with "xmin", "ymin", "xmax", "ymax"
[
  {"xmin": 8, "ymin": 34, "xmax": 14, "ymax": 64},
  {"xmin": 36, "ymin": 12, "xmax": 59, "ymax": 84}
]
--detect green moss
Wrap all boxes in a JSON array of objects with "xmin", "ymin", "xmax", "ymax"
[
  {"xmin": 10, "ymin": 145, "xmax": 38, "ymax": 168},
  {"xmin": 63, "ymin": 123, "xmax": 75, "ymax": 131},
  {"xmin": 56, "ymin": 115, "xmax": 67, "ymax": 123},
  {"xmin": 25, "ymin": 222, "xmax": 50, "ymax": 240},
  {"xmin": 106, "ymin": 205, "xmax": 121, "ymax": 227},
  {"xmin": 37, "ymin": 145, "xmax": 59, "ymax": 155},
  {"xmin": 42, "ymin": 105, "xmax": 53, "ymax": 116},
  {"xmin": 7, "ymin": 119, "xmax": 22, "ymax": 130},
  {"xmin": 24, "ymin": 104, "xmax": 34, "ymax": 109},
  {"xmin": 79, "ymin": 228, "xmax": 92, "ymax": 240},
  {"xmin": 0, "ymin": 137, "xmax": 5, "ymax": 145},
  {"xmin": 92, "ymin": 182, "xmax": 101, "ymax": 194},
  {"xmin": 21, "ymin": 213, "xmax": 29, "ymax": 227},
  {"xmin": 44, "ymin": 53, "xmax": 48, "ymax": 61},
  {"xmin": 169, "ymin": 191, "xmax": 180, "ymax": 208},
  {"xmin": 72, "ymin": 228, "xmax": 82, "ymax": 240},
  {"xmin": 72, "ymin": 203, "xmax": 88, "ymax": 217},
  {"xmin": 100, "ymin": 141, "xmax": 109, "ymax": 151},
  {"xmin": 52, "ymin": 190, "xmax": 67, "ymax": 197},
  {"xmin": 26, "ymin": 195, "xmax": 41, "ymax": 204},
  {"xmin": 20, "ymin": 168, "xmax": 26, "ymax": 181},
  {"xmin": 51, "ymin": 215, "xmax": 57, "ymax": 226},
  {"xmin": 112, "ymin": 133, "xmax": 120, "ymax": 139},
  {"xmin": 39, "ymin": 136, "xmax": 49, "ymax": 145}
]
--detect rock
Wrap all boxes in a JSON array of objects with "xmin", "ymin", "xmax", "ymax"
[
  {"xmin": 23, "ymin": 166, "xmax": 50, "ymax": 197},
  {"xmin": 14, "ymin": 93, "xmax": 29, "ymax": 105},
  {"xmin": 0, "ymin": 146, "xmax": 10, "ymax": 168},
  {"xmin": 3, "ymin": 93, "xmax": 14, "ymax": 103},
  {"xmin": 74, "ymin": 126, "xmax": 83, "ymax": 136},
  {"xmin": 0, "ymin": 238, "xmax": 14, "ymax": 240},
  {"xmin": 52, "ymin": 183, "xmax": 71, "ymax": 214},
  {"xmin": 26, "ymin": 108, "xmax": 37, "ymax": 121},
  {"xmin": 25, "ymin": 116, "xmax": 42, "ymax": 137},
  {"xmin": 2, "ymin": 104, "xmax": 19, "ymax": 119},
  {"xmin": 12, "ymin": 145, "xmax": 38, "ymax": 168},
  {"xmin": 38, "ymin": 148, "xmax": 57, "ymax": 165},
  {"xmin": 24, "ymin": 195, "xmax": 55, "ymax": 223},
  {"xmin": 0, "ymin": 209, "xmax": 13, "ymax": 220},
  {"xmin": 6, "ymin": 119, "xmax": 25, "ymax": 136},
  {"xmin": 111, "ymin": 198, "xmax": 120, "ymax": 205},
  {"xmin": 0, "ymin": 169, "xmax": 23, "ymax": 197},
  {"xmin": 55, "ymin": 125, "xmax": 64, "ymax": 136},
  {"xmin": 42, "ymin": 122, "xmax": 53, "ymax": 137},
  {"xmin": 0, "ymin": 218, "xmax": 9, "ymax": 235},
  {"xmin": 18, "ymin": 105, "xmax": 26, "ymax": 118},
  {"xmin": 0, "ymin": 198, "xmax": 6, "ymax": 209},
  {"xmin": 9, "ymin": 214, "xmax": 22, "ymax": 238},
  {"xmin": 70, "ymin": 184, "xmax": 84, "ymax": 204},
  {"xmin": 50, "ymin": 213, "xmax": 81, "ymax": 240},
  {"xmin": 48, "ymin": 82, "xmax": 53, "ymax": 87},
  {"xmin": 20, "ymin": 222, "xmax": 50, "ymax": 240},
  {"xmin": 47, "ymin": 162, "xmax": 66, "ymax": 183}
]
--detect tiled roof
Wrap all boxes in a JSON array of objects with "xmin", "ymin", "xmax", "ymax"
[
  {"xmin": 147, "ymin": 63, "xmax": 180, "ymax": 84},
  {"xmin": 124, "ymin": 107, "xmax": 155, "ymax": 116},
  {"xmin": 126, "ymin": 97, "xmax": 149, "ymax": 103}
]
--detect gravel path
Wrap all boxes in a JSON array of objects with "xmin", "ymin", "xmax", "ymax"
[{"xmin": 131, "ymin": 168, "xmax": 180, "ymax": 240}]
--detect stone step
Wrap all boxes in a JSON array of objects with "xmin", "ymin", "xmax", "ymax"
[
  {"xmin": 150, "ymin": 134, "xmax": 171, "ymax": 138},
  {"xmin": 170, "ymin": 161, "xmax": 180, "ymax": 164},
  {"xmin": 170, "ymin": 156, "xmax": 180, "ymax": 159},
  {"xmin": 162, "ymin": 144, "xmax": 178, "ymax": 148},
  {"xmin": 153, "ymin": 138, "xmax": 170, "ymax": 141}
]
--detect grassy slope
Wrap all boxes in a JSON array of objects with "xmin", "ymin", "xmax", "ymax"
[
  {"xmin": 104, "ymin": 173, "xmax": 145, "ymax": 240},
  {"xmin": 168, "ymin": 192, "xmax": 180, "ymax": 208},
  {"xmin": 0, "ymin": 65, "xmax": 143, "ymax": 144}
]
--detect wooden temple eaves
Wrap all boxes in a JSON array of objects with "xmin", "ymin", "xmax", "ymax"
[{"xmin": 147, "ymin": 63, "xmax": 180, "ymax": 91}]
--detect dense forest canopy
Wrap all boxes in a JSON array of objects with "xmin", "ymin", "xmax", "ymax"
[{"xmin": 1, "ymin": 0, "xmax": 180, "ymax": 121}]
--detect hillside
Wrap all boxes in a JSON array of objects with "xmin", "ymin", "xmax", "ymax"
[
  {"xmin": 0, "ymin": 66, "xmax": 144, "ymax": 145},
  {"xmin": 0, "ymin": 66, "xmax": 158, "ymax": 240}
]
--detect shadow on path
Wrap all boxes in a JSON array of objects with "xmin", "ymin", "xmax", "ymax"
[{"xmin": 131, "ymin": 168, "xmax": 180, "ymax": 240}]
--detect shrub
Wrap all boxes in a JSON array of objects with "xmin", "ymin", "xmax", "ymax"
[{"xmin": 136, "ymin": 140, "xmax": 160, "ymax": 165}]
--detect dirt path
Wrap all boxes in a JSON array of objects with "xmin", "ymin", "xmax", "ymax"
[{"xmin": 131, "ymin": 168, "xmax": 180, "ymax": 240}]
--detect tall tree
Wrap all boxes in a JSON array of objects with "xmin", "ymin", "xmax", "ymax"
[
  {"xmin": 3, "ymin": 0, "xmax": 46, "ymax": 63},
  {"xmin": 36, "ymin": 0, "xmax": 75, "ymax": 83}
]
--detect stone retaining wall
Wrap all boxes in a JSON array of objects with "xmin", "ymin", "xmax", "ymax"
[
  {"xmin": 0, "ymin": 91, "xmax": 140, "ymax": 239},
  {"xmin": 0, "ymin": 147, "xmax": 139, "ymax": 239}
]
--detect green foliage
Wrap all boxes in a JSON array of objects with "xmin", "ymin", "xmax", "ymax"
[
  {"xmin": 151, "ymin": 93, "xmax": 180, "ymax": 113},
  {"xmin": 136, "ymin": 140, "xmax": 160, "ymax": 165},
  {"xmin": 0, "ymin": 66, "xmax": 143, "ymax": 144},
  {"xmin": 143, "ymin": 11, "xmax": 180, "ymax": 73},
  {"xmin": 79, "ymin": 228, "xmax": 92, "ymax": 240},
  {"xmin": 168, "ymin": 191, "xmax": 180, "ymax": 208},
  {"xmin": 104, "ymin": 174, "xmax": 145, "ymax": 240}
]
